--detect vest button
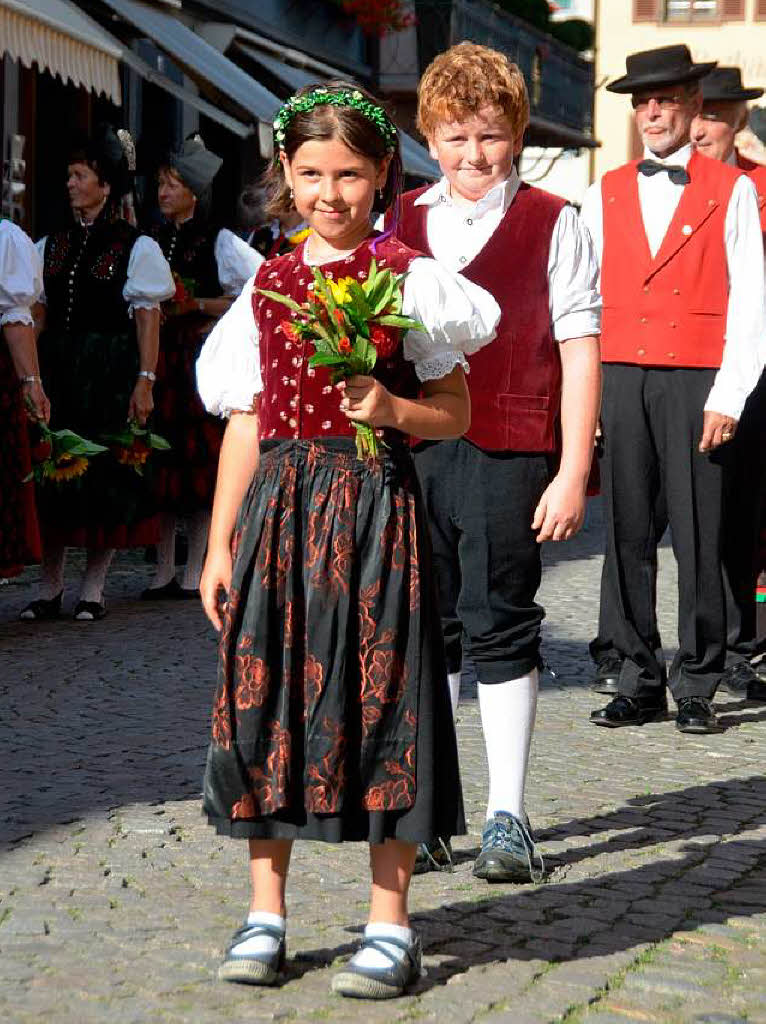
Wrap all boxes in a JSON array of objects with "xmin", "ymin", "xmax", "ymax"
[
  {"xmin": 637, "ymin": 348, "xmax": 646, "ymax": 356},
  {"xmin": 669, "ymin": 321, "xmax": 677, "ymax": 328},
  {"xmin": 640, "ymin": 316, "xmax": 648, "ymax": 324},
  {"xmin": 667, "ymin": 352, "xmax": 676, "ymax": 358},
  {"xmin": 643, "ymin": 286, "xmax": 650, "ymax": 293},
  {"xmin": 673, "ymin": 288, "xmax": 680, "ymax": 295}
]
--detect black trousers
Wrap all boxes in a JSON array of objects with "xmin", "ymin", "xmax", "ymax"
[
  {"xmin": 597, "ymin": 364, "xmax": 727, "ymax": 701},
  {"xmin": 722, "ymin": 371, "xmax": 766, "ymax": 665},
  {"xmin": 413, "ymin": 439, "xmax": 551, "ymax": 684}
]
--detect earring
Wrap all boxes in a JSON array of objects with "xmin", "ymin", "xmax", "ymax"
[
  {"xmin": 377, "ymin": 187, "xmax": 384, "ymax": 200},
  {"xmin": 289, "ymin": 187, "xmax": 294, "ymax": 200}
]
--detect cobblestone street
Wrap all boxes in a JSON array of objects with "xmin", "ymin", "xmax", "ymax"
[{"xmin": 1, "ymin": 504, "xmax": 765, "ymax": 1024}]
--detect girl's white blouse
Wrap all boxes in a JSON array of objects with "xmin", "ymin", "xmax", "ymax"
[
  {"xmin": 35, "ymin": 235, "xmax": 175, "ymax": 312},
  {"xmin": 197, "ymin": 257, "xmax": 501, "ymax": 418},
  {"xmin": 0, "ymin": 220, "xmax": 43, "ymax": 326}
]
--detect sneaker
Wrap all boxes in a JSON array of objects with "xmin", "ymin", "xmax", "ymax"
[
  {"xmin": 218, "ymin": 920, "xmax": 286, "ymax": 986},
  {"xmin": 413, "ymin": 837, "xmax": 453, "ymax": 875},
  {"xmin": 332, "ymin": 932, "xmax": 422, "ymax": 999},
  {"xmin": 473, "ymin": 811, "xmax": 545, "ymax": 884}
]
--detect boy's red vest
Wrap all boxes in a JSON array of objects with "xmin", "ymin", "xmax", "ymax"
[
  {"xmin": 396, "ymin": 183, "xmax": 566, "ymax": 453},
  {"xmin": 737, "ymin": 153, "xmax": 766, "ymax": 235},
  {"xmin": 600, "ymin": 150, "xmax": 743, "ymax": 368}
]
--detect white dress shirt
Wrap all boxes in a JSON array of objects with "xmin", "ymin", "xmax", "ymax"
[
  {"xmin": 414, "ymin": 170, "xmax": 601, "ymax": 342},
  {"xmin": 580, "ymin": 143, "xmax": 766, "ymax": 419},
  {"xmin": 196, "ymin": 255, "xmax": 501, "ymax": 419}
]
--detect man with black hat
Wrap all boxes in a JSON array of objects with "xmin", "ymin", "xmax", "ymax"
[
  {"xmin": 581, "ymin": 45, "xmax": 766, "ymax": 734},
  {"xmin": 691, "ymin": 67, "xmax": 766, "ymax": 702}
]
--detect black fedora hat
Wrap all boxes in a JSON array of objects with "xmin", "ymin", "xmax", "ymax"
[
  {"xmin": 607, "ymin": 44, "xmax": 716, "ymax": 95},
  {"xmin": 701, "ymin": 67, "xmax": 764, "ymax": 102}
]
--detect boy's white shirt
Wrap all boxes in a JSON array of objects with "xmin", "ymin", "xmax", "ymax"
[
  {"xmin": 579, "ymin": 143, "xmax": 766, "ymax": 420},
  {"xmin": 414, "ymin": 168, "xmax": 602, "ymax": 342}
]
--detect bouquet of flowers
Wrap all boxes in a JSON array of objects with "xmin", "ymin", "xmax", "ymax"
[
  {"xmin": 101, "ymin": 420, "xmax": 171, "ymax": 475},
  {"xmin": 26, "ymin": 422, "xmax": 108, "ymax": 485},
  {"xmin": 258, "ymin": 259, "xmax": 424, "ymax": 458},
  {"xmin": 165, "ymin": 271, "xmax": 196, "ymax": 316}
]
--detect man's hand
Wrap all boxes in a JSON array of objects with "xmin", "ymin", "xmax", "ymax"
[
  {"xmin": 699, "ymin": 410, "xmax": 738, "ymax": 452},
  {"xmin": 128, "ymin": 378, "xmax": 154, "ymax": 426},
  {"xmin": 532, "ymin": 472, "xmax": 586, "ymax": 543}
]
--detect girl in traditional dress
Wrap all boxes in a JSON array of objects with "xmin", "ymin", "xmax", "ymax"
[
  {"xmin": 196, "ymin": 82, "xmax": 499, "ymax": 999},
  {"xmin": 21, "ymin": 125, "xmax": 174, "ymax": 621},
  {"xmin": 142, "ymin": 137, "xmax": 261, "ymax": 599},
  {"xmin": 0, "ymin": 220, "xmax": 48, "ymax": 579}
]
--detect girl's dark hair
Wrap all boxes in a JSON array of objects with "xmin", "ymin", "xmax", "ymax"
[{"xmin": 263, "ymin": 80, "xmax": 403, "ymax": 221}]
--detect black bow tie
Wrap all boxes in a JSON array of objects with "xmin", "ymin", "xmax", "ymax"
[{"xmin": 637, "ymin": 159, "xmax": 690, "ymax": 185}]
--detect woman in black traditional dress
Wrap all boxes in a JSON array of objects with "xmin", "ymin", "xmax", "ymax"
[
  {"xmin": 142, "ymin": 137, "xmax": 261, "ymax": 599},
  {"xmin": 195, "ymin": 83, "xmax": 500, "ymax": 998},
  {"xmin": 21, "ymin": 125, "xmax": 174, "ymax": 621},
  {"xmin": 0, "ymin": 219, "xmax": 49, "ymax": 580}
]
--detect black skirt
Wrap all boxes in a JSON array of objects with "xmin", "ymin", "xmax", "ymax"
[{"xmin": 203, "ymin": 438, "xmax": 465, "ymax": 845}]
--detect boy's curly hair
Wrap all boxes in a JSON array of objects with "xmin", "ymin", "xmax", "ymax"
[{"xmin": 417, "ymin": 42, "xmax": 530, "ymax": 141}]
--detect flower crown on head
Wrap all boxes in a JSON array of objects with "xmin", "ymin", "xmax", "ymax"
[{"xmin": 273, "ymin": 87, "xmax": 399, "ymax": 156}]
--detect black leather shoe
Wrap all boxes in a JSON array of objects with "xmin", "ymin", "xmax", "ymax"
[
  {"xmin": 590, "ymin": 694, "xmax": 667, "ymax": 728},
  {"xmin": 590, "ymin": 655, "xmax": 622, "ymax": 695},
  {"xmin": 745, "ymin": 678, "xmax": 766, "ymax": 702},
  {"xmin": 717, "ymin": 660, "xmax": 758, "ymax": 695},
  {"xmin": 675, "ymin": 696, "xmax": 723, "ymax": 734}
]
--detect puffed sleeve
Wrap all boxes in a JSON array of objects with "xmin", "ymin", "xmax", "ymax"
[
  {"xmin": 196, "ymin": 275, "xmax": 262, "ymax": 417},
  {"xmin": 214, "ymin": 228, "xmax": 264, "ymax": 296},
  {"xmin": 34, "ymin": 237, "xmax": 48, "ymax": 305},
  {"xmin": 0, "ymin": 221, "xmax": 43, "ymax": 325},
  {"xmin": 401, "ymin": 258, "xmax": 501, "ymax": 381},
  {"xmin": 122, "ymin": 235, "xmax": 175, "ymax": 311}
]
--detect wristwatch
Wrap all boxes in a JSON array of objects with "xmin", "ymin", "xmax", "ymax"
[{"xmin": 138, "ymin": 370, "xmax": 157, "ymax": 383}]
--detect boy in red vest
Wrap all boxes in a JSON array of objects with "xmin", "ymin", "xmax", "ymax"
[
  {"xmin": 691, "ymin": 66, "xmax": 766, "ymax": 702},
  {"xmin": 394, "ymin": 42, "xmax": 601, "ymax": 881},
  {"xmin": 582, "ymin": 46, "xmax": 766, "ymax": 734}
]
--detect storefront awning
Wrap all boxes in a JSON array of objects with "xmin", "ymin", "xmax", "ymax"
[
  {"xmin": 236, "ymin": 43, "xmax": 441, "ymax": 181},
  {"xmin": 98, "ymin": 0, "xmax": 281, "ymax": 126},
  {"xmin": 0, "ymin": 0, "xmax": 122, "ymax": 102}
]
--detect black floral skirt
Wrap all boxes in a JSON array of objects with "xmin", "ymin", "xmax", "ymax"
[{"xmin": 203, "ymin": 438, "xmax": 466, "ymax": 845}]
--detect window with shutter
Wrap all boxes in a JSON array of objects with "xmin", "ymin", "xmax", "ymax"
[
  {"xmin": 633, "ymin": 0, "xmax": 659, "ymax": 21},
  {"xmin": 721, "ymin": 0, "xmax": 744, "ymax": 18}
]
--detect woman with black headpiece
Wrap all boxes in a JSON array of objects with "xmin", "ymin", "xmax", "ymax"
[
  {"xmin": 21, "ymin": 124, "xmax": 174, "ymax": 621},
  {"xmin": 142, "ymin": 136, "xmax": 261, "ymax": 599}
]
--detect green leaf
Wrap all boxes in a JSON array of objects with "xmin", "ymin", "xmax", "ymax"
[
  {"xmin": 309, "ymin": 352, "xmax": 351, "ymax": 368},
  {"xmin": 255, "ymin": 288, "xmax": 304, "ymax": 313},
  {"xmin": 147, "ymin": 433, "xmax": 171, "ymax": 450},
  {"xmin": 375, "ymin": 314, "xmax": 426, "ymax": 331}
]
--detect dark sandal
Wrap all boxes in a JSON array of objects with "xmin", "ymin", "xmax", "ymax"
[
  {"xmin": 332, "ymin": 933, "xmax": 422, "ymax": 999},
  {"xmin": 218, "ymin": 921, "xmax": 286, "ymax": 986},
  {"xmin": 19, "ymin": 592, "xmax": 63, "ymax": 621},
  {"xmin": 73, "ymin": 600, "xmax": 107, "ymax": 621}
]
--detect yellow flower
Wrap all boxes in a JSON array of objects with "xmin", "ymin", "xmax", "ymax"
[
  {"xmin": 327, "ymin": 276, "xmax": 356, "ymax": 305},
  {"xmin": 48, "ymin": 455, "xmax": 88, "ymax": 482}
]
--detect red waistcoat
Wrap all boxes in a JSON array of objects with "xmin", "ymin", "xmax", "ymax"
[
  {"xmin": 601, "ymin": 150, "xmax": 743, "ymax": 368},
  {"xmin": 253, "ymin": 236, "xmax": 421, "ymax": 441},
  {"xmin": 737, "ymin": 153, "xmax": 766, "ymax": 236},
  {"xmin": 396, "ymin": 183, "xmax": 566, "ymax": 453}
]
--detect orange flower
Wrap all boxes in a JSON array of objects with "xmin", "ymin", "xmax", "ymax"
[
  {"xmin": 338, "ymin": 336, "xmax": 352, "ymax": 356},
  {"xmin": 281, "ymin": 320, "xmax": 299, "ymax": 343},
  {"xmin": 370, "ymin": 325, "xmax": 398, "ymax": 358}
]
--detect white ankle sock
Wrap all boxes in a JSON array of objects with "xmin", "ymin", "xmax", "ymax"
[
  {"xmin": 150, "ymin": 514, "xmax": 176, "ymax": 589},
  {"xmin": 181, "ymin": 510, "xmax": 210, "ymax": 590},
  {"xmin": 79, "ymin": 548, "xmax": 115, "ymax": 604},
  {"xmin": 447, "ymin": 671, "xmax": 461, "ymax": 718},
  {"xmin": 478, "ymin": 669, "xmax": 539, "ymax": 820},
  {"xmin": 231, "ymin": 911, "xmax": 285, "ymax": 956},
  {"xmin": 352, "ymin": 922, "xmax": 413, "ymax": 971}
]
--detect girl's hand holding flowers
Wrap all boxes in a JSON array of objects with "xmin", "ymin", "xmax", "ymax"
[{"xmin": 338, "ymin": 376, "xmax": 394, "ymax": 429}]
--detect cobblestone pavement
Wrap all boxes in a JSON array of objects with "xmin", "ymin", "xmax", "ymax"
[{"xmin": 1, "ymin": 504, "xmax": 765, "ymax": 1024}]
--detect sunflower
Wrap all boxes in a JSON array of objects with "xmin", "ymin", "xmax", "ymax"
[{"xmin": 48, "ymin": 455, "xmax": 88, "ymax": 482}]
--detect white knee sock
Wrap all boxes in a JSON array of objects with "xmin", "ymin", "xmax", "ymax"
[
  {"xmin": 79, "ymin": 548, "xmax": 115, "ymax": 604},
  {"xmin": 149, "ymin": 513, "xmax": 177, "ymax": 589},
  {"xmin": 40, "ymin": 544, "xmax": 66, "ymax": 599},
  {"xmin": 447, "ymin": 671, "xmax": 461, "ymax": 718},
  {"xmin": 231, "ymin": 911, "xmax": 285, "ymax": 956},
  {"xmin": 478, "ymin": 669, "xmax": 539, "ymax": 821},
  {"xmin": 181, "ymin": 509, "xmax": 210, "ymax": 590}
]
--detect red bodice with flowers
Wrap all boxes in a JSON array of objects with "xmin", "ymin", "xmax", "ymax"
[{"xmin": 253, "ymin": 235, "xmax": 422, "ymax": 441}]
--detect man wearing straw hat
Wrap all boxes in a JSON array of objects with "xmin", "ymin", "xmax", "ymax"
[{"xmin": 581, "ymin": 45, "xmax": 766, "ymax": 734}]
